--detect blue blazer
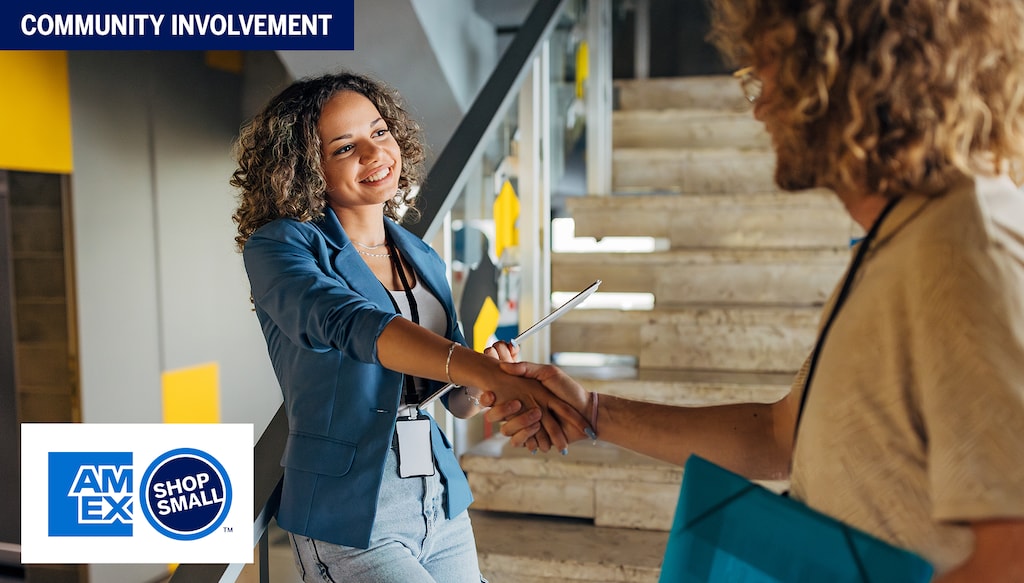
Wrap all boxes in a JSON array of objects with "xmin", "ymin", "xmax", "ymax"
[{"xmin": 243, "ymin": 210, "xmax": 473, "ymax": 549}]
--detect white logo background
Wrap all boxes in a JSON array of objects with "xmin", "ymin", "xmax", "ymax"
[{"xmin": 22, "ymin": 423, "xmax": 253, "ymax": 564}]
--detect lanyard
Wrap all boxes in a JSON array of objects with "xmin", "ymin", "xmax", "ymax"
[
  {"xmin": 381, "ymin": 232, "xmax": 422, "ymax": 407},
  {"xmin": 793, "ymin": 197, "xmax": 901, "ymax": 440}
]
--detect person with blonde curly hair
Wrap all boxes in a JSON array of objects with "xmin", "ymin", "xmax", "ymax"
[
  {"xmin": 234, "ymin": 71, "xmax": 587, "ymax": 582},
  {"xmin": 484, "ymin": 0, "xmax": 1024, "ymax": 578}
]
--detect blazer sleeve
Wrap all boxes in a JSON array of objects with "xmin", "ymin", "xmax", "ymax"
[{"xmin": 243, "ymin": 219, "xmax": 398, "ymax": 364}]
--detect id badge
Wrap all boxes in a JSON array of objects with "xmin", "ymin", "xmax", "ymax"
[{"xmin": 395, "ymin": 417, "xmax": 435, "ymax": 478}]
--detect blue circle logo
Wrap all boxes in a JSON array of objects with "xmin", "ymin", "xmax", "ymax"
[{"xmin": 140, "ymin": 448, "xmax": 232, "ymax": 540}]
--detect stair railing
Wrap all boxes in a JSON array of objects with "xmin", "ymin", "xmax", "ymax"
[
  {"xmin": 409, "ymin": 0, "xmax": 569, "ymax": 241},
  {"xmin": 168, "ymin": 0, "xmax": 571, "ymax": 580}
]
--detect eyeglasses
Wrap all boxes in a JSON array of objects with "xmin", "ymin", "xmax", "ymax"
[{"xmin": 733, "ymin": 66, "xmax": 762, "ymax": 104}]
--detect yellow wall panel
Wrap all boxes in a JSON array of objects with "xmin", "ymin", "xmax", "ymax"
[
  {"xmin": 0, "ymin": 51, "xmax": 73, "ymax": 173},
  {"xmin": 493, "ymin": 180, "xmax": 520, "ymax": 259},
  {"xmin": 161, "ymin": 362, "xmax": 220, "ymax": 423},
  {"xmin": 472, "ymin": 297, "xmax": 501, "ymax": 353},
  {"xmin": 204, "ymin": 50, "xmax": 244, "ymax": 74}
]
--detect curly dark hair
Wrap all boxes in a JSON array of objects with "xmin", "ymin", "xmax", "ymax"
[
  {"xmin": 708, "ymin": 0, "xmax": 1024, "ymax": 198},
  {"xmin": 231, "ymin": 72, "xmax": 425, "ymax": 251}
]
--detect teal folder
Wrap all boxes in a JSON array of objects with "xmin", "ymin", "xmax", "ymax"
[{"xmin": 659, "ymin": 455, "xmax": 933, "ymax": 582}]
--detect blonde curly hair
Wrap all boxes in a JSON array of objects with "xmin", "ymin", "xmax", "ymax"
[
  {"xmin": 231, "ymin": 72, "xmax": 424, "ymax": 251},
  {"xmin": 708, "ymin": 0, "xmax": 1024, "ymax": 197}
]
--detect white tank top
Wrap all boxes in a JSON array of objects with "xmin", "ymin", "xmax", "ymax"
[{"xmin": 387, "ymin": 282, "xmax": 446, "ymax": 336}]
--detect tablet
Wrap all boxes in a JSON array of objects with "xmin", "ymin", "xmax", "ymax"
[{"xmin": 417, "ymin": 279, "xmax": 601, "ymax": 410}]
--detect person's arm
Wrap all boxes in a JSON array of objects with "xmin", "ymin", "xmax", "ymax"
[
  {"xmin": 245, "ymin": 225, "xmax": 590, "ymax": 450},
  {"xmin": 935, "ymin": 520, "xmax": 1024, "ymax": 582},
  {"xmin": 377, "ymin": 318, "xmax": 592, "ymax": 451},
  {"xmin": 442, "ymin": 340, "xmax": 521, "ymax": 419},
  {"xmin": 486, "ymin": 361, "xmax": 795, "ymax": 480}
]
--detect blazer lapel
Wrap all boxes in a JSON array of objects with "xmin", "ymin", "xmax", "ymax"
[
  {"xmin": 313, "ymin": 210, "xmax": 454, "ymax": 326},
  {"xmin": 314, "ymin": 210, "xmax": 394, "ymax": 310}
]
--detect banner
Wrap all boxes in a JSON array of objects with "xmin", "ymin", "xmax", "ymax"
[
  {"xmin": 21, "ymin": 423, "xmax": 253, "ymax": 564},
  {"xmin": 0, "ymin": 0, "xmax": 354, "ymax": 50}
]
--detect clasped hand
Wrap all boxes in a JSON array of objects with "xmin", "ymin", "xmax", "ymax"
[{"xmin": 479, "ymin": 341, "xmax": 593, "ymax": 453}]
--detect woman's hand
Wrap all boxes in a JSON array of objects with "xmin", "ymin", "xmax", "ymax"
[
  {"xmin": 478, "ymin": 361, "xmax": 594, "ymax": 452},
  {"xmin": 483, "ymin": 339, "xmax": 519, "ymax": 363},
  {"xmin": 452, "ymin": 340, "xmax": 521, "ymax": 417}
]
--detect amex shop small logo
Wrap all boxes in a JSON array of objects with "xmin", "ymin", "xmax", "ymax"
[{"xmin": 25, "ymin": 423, "xmax": 252, "ymax": 564}]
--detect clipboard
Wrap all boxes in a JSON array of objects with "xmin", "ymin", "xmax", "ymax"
[{"xmin": 417, "ymin": 279, "xmax": 602, "ymax": 410}]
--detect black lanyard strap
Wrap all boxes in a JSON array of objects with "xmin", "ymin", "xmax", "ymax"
[
  {"xmin": 794, "ymin": 196, "xmax": 901, "ymax": 439},
  {"xmin": 386, "ymin": 234, "xmax": 419, "ymax": 324},
  {"xmin": 381, "ymin": 231, "xmax": 422, "ymax": 406}
]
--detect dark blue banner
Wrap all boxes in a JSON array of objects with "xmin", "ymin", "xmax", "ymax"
[{"xmin": 0, "ymin": 0, "xmax": 354, "ymax": 50}]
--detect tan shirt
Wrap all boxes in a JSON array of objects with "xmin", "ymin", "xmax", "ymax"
[{"xmin": 789, "ymin": 175, "xmax": 1024, "ymax": 574}]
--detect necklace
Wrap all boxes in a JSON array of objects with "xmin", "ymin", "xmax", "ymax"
[
  {"xmin": 356, "ymin": 248, "xmax": 390, "ymax": 257},
  {"xmin": 353, "ymin": 240, "xmax": 387, "ymax": 250}
]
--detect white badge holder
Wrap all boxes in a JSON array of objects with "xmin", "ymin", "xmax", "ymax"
[{"xmin": 395, "ymin": 413, "xmax": 435, "ymax": 478}]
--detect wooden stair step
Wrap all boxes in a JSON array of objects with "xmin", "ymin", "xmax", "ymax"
[
  {"xmin": 552, "ymin": 248, "xmax": 847, "ymax": 306},
  {"xmin": 615, "ymin": 75, "xmax": 748, "ymax": 111},
  {"xmin": 472, "ymin": 510, "xmax": 666, "ymax": 582},
  {"xmin": 614, "ymin": 109, "xmax": 769, "ymax": 150},
  {"xmin": 550, "ymin": 306, "xmax": 820, "ymax": 373},
  {"xmin": 565, "ymin": 191, "xmax": 856, "ymax": 249},
  {"xmin": 613, "ymin": 148, "xmax": 775, "ymax": 193}
]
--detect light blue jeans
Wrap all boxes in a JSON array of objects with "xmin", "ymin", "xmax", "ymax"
[{"xmin": 289, "ymin": 446, "xmax": 487, "ymax": 582}]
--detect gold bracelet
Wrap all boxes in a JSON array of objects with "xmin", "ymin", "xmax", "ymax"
[{"xmin": 445, "ymin": 342, "xmax": 457, "ymax": 384}]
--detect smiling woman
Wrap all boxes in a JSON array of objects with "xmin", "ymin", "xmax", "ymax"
[{"xmin": 230, "ymin": 71, "xmax": 588, "ymax": 583}]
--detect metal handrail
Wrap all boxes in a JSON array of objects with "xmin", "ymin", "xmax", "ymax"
[
  {"xmin": 169, "ymin": 407, "xmax": 285, "ymax": 583},
  {"xmin": 169, "ymin": 0, "xmax": 568, "ymax": 580},
  {"xmin": 409, "ymin": 0, "xmax": 568, "ymax": 241}
]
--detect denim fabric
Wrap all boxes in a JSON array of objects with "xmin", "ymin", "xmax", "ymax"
[{"xmin": 289, "ymin": 447, "xmax": 487, "ymax": 582}]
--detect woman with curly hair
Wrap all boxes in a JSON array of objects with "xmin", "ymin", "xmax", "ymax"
[
  {"xmin": 233, "ymin": 72, "xmax": 586, "ymax": 582},
  {"xmin": 489, "ymin": 0, "xmax": 1024, "ymax": 578}
]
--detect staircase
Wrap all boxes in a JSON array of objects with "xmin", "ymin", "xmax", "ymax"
[{"xmin": 462, "ymin": 75, "xmax": 855, "ymax": 581}]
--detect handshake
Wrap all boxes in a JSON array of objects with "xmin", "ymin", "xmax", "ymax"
[{"xmin": 473, "ymin": 340, "xmax": 599, "ymax": 455}]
